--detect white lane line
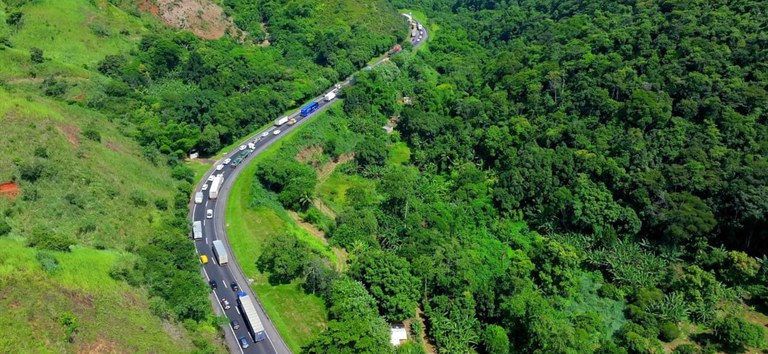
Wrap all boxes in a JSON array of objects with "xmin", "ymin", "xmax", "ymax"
[
  {"xmin": 203, "ymin": 267, "xmax": 210, "ymax": 281},
  {"xmin": 203, "ymin": 220, "xmax": 206, "ymax": 227},
  {"xmin": 192, "ymin": 205, "xmax": 197, "ymax": 216}
]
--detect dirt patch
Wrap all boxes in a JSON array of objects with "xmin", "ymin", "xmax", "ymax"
[
  {"xmin": 416, "ymin": 307, "xmax": 437, "ymax": 354},
  {"xmin": 78, "ymin": 337, "xmax": 121, "ymax": 354},
  {"xmin": 295, "ymin": 145, "xmax": 324, "ymax": 164},
  {"xmin": 57, "ymin": 124, "xmax": 81, "ymax": 148},
  {"xmin": 104, "ymin": 140, "xmax": 127, "ymax": 154},
  {"xmin": 138, "ymin": 0, "xmax": 248, "ymax": 40},
  {"xmin": 0, "ymin": 182, "xmax": 21, "ymax": 200},
  {"xmin": 287, "ymin": 211, "xmax": 327, "ymax": 244},
  {"xmin": 317, "ymin": 153, "xmax": 354, "ymax": 182}
]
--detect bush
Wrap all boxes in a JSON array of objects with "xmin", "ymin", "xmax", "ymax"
[
  {"xmin": 171, "ymin": 165, "xmax": 194, "ymax": 183},
  {"xmin": 659, "ymin": 321, "xmax": 681, "ymax": 342},
  {"xmin": 129, "ymin": 190, "xmax": 149, "ymax": 206},
  {"xmin": 30, "ymin": 47, "xmax": 43, "ymax": 63},
  {"xmin": 36, "ymin": 251, "xmax": 59, "ymax": 273},
  {"xmin": 42, "ymin": 76, "xmax": 67, "ymax": 96},
  {"xmin": 0, "ymin": 219, "xmax": 11, "ymax": 236},
  {"xmin": 82, "ymin": 128, "xmax": 101, "ymax": 142},
  {"xmin": 27, "ymin": 228, "xmax": 74, "ymax": 252},
  {"xmin": 154, "ymin": 198, "xmax": 168, "ymax": 210},
  {"xmin": 672, "ymin": 344, "xmax": 700, "ymax": 354},
  {"xmin": 18, "ymin": 161, "xmax": 45, "ymax": 182},
  {"xmin": 712, "ymin": 315, "xmax": 765, "ymax": 350}
]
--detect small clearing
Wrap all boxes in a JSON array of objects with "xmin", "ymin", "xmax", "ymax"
[{"xmin": 138, "ymin": 0, "xmax": 247, "ymax": 40}]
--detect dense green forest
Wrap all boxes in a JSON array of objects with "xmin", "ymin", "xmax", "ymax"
[{"xmin": 249, "ymin": 0, "xmax": 768, "ymax": 353}]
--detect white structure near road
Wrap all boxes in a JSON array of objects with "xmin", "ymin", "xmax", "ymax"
[{"xmin": 390, "ymin": 325, "xmax": 408, "ymax": 346}]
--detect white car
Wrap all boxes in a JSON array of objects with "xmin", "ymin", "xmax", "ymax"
[
  {"xmin": 202, "ymin": 183, "xmax": 209, "ymax": 191},
  {"xmin": 223, "ymin": 158, "xmax": 231, "ymax": 165},
  {"xmin": 206, "ymin": 209, "xmax": 213, "ymax": 219},
  {"xmin": 239, "ymin": 145, "xmax": 246, "ymax": 151},
  {"xmin": 216, "ymin": 164, "xmax": 224, "ymax": 171},
  {"xmin": 273, "ymin": 129, "xmax": 281, "ymax": 135},
  {"xmin": 261, "ymin": 132, "xmax": 269, "ymax": 137},
  {"xmin": 207, "ymin": 175, "xmax": 215, "ymax": 182}
]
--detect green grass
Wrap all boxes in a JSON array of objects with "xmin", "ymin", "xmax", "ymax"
[
  {"xmin": 3, "ymin": 0, "xmax": 149, "ymax": 68},
  {"xmin": 186, "ymin": 159, "xmax": 213, "ymax": 184},
  {"xmin": 388, "ymin": 141, "xmax": 411, "ymax": 166},
  {"xmin": 316, "ymin": 172, "xmax": 376, "ymax": 214},
  {"xmin": 0, "ymin": 238, "xmax": 204, "ymax": 353},
  {"xmin": 225, "ymin": 118, "xmax": 335, "ymax": 352}
]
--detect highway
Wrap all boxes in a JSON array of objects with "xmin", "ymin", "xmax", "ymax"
[{"xmin": 189, "ymin": 17, "xmax": 428, "ymax": 354}]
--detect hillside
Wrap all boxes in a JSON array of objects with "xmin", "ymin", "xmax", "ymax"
[{"xmin": 0, "ymin": 0, "xmax": 223, "ymax": 352}]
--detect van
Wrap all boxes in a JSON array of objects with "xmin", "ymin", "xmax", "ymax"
[
  {"xmin": 194, "ymin": 192, "xmax": 203, "ymax": 204},
  {"xmin": 200, "ymin": 255, "xmax": 208, "ymax": 264}
]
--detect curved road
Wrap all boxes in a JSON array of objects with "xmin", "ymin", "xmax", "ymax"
[{"xmin": 190, "ymin": 17, "xmax": 428, "ymax": 354}]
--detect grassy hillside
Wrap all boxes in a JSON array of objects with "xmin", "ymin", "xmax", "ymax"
[
  {"xmin": 0, "ymin": 1, "xmax": 223, "ymax": 351},
  {"xmin": 0, "ymin": 238, "xmax": 199, "ymax": 352}
]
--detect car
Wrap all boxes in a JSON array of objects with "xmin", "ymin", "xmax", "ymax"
[
  {"xmin": 273, "ymin": 129, "xmax": 281, "ymax": 135},
  {"xmin": 206, "ymin": 209, "xmax": 213, "ymax": 219},
  {"xmin": 230, "ymin": 282, "xmax": 239, "ymax": 292},
  {"xmin": 200, "ymin": 255, "xmax": 208, "ymax": 264},
  {"xmin": 239, "ymin": 336, "xmax": 250, "ymax": 349},
  {"xmin": 202, "ymin": 183, "xmax": 209, "ymax": 191},
  {"xmin": 221, "ymin": 298, "xmax": 230, "ymax": 310},
  {"xmin": 223, "ymin": 158, "xmax": 231, "ymax": 165},
  {"xmin": 261, "ymin": 132, "xmax": 269, "ymax": 137},
  {"xmin": 231, "ymin": 319, "xmax": 240, "ymax": 330},
  {"xmin": 216, "ymin": 164, "xmax": 224, "ymax": 171},
  {"xmin": 209, "ymin": 280, "xmax": 217, "ymax": 289},
  {"xmin": 207, "ymin": 175, "xmax": 215, "ymax": 182},
  {"xmin": 239, "ymin": 145, "xmax": 246, "ymax": 151}
]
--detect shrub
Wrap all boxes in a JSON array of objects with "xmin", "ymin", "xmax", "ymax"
[
  {"xmin": 659, "ymin": 321, "xmax": 681, "ymax": 342},
  {"xmin": 712, "ymin": 315, "xmax": 765, "ymax": 350},
  {"xmin": 154, "ymin": 198, "xmax": 168, "ymax": 210},
  {"xmin": 82, "ymin": 128, "xmax": 101, "ymax": 142},
  {"xmin": 33, "ymin": 147, "xmax": 48, "ymax": 158},
  {"xmin": 36, "ymin": 251, "xmax": 59, "ymax": 273},
  {"xmin": 171, "ymin": 165, "xmax": 194, "ymax": 183},
  {"xmin": 129, "ymin": 190, "xmax": 149, "ymax": 206},
  {"xmin": 672, "ymin": 344, "xmax": 700, "ymax": 354},
  {"xmin": 0, "ymin": 219, "xmax": 11, "ymax": 236},
  {"xmin": 42, "ymin": 76, "xmax": 67, "ymax": 96},
  {"xmin": 30, "ymin": 47, "xmax": 43, "ymax": 63},
  {"xmin": 27, "ymin": 228, "xmax": 74, "ymax": 252}
]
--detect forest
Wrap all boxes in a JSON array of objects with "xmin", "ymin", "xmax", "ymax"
[{"xmin": 250, "ymin": 0, "xmax": 768, "ymax": 353}]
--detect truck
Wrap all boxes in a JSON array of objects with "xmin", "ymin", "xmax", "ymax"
[
  {"xmin": 275, "ymin": 116, "xmax": 289, "ymax": 126},
  {"xmin": 208, "ymin": 174, "xmax": 224, "ymax": 199},
  {"xmin": 192, "ymin": 220, "xmax": 203, "ymax": 240},
  {"xmin": 212, "ymin": 240, "xmax": 229, "ymax": 265},
  {"xmin": 412, "ymin": 29, "xmax": 418, "ymax": 38},
  {"xmin": 324, "ymin": 91, "xmax": 337, "ymax": 102},
  {"xmin": 237, "ymin": 291, "xmax": 267, "ymax": 342},
  {"xmin": 194, "ymin": 192, "xmax": 203, "ymax": 204}
]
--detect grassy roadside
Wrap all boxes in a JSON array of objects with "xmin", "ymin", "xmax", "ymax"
[{"xmin": 224, "ymin": 119, "xmax": 331, "ymax": 352}]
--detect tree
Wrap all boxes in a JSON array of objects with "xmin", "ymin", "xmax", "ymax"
[
  {"xmin": 350, "ymin": 250, "xmax": 420, "ymax": 321},
  {"xmin": 0, "ymin": 219, "xmax": 11, "ymax": 236},
  {"xmin": 483, "ymin": 325, "xmax": 510, "ymax": 354},
  {"xmin": 30, "ymin": 47, "xmax": 44, "ymax": 63},
  {"xmin": 712, "ymin": 315, "xmax": 765, "ymax": 350},
  {"xmin": 355, "ymin": 136, "xmax": 388, "ymax": 169},
  {"xmin": 256, "ymin": 233, "xmax": 311, "ymax": 284},
  {"xmin": 97, "ymin": 54, "xmax": 127, "ymax": 77}
]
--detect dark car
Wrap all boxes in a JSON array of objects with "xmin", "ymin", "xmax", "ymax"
[
  {"xmin": 231, "ymin": 282, "xmax": 239, "ymax": 292},
  {"xmin": 231, "ymin": 319, "xmax": 240, "ymax": 330},
  {"xmin": 208, "ymin": 280, "xmax": 217, "ymax": 289},
  {"xmin": 239, "ymin": 336, "xmax": 250, "ymax": 349}
]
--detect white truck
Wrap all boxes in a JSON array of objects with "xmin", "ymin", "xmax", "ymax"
[
  {"xmin": 192, "ymin": 221, "xmax": 203, "ymax": 240},
  {"xmin": 194, "ymin": 192, "xmax": 203, "ymax": 204},
  {"xmin": 275, "ymin": 116, "xmax": 289, "ymax": 126},
  {"xmin": 208, "ymin": 174, "xmax": 224, "ymax": 199},
  {"xmin": 324, "ymin": 91, "xmax": 337, "ymax": 102},
  {"xmin": 212, "ymin": 240, "xmax": 228, "ymax": 265}
]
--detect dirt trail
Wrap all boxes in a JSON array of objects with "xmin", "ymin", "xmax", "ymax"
[
  {"xmin": 286, "ymin": 210, "xmax": 347, "ymax": 271},
  {"xmin": 317, "ymin": 153, "xmax": 354, "ymax": 182}
]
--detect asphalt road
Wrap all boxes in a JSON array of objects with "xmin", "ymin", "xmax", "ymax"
[{"xmin": 189, "ymin": 17, "xmax": 428, "ymax": 354}]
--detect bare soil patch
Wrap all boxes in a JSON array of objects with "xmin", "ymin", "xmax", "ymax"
[
  {"xmin": 57, "ymin": 123, "xmax": 81, "ymax": 148},
  {"xmin": 138, "ymin": 0, "xmax": 247, "ymax": 40},
  {"xmin": 104, "ymin": 140, "xmax": 127, "ymax": 154},
  {"xmin": 295, "ymin": 145, "xmax": 323, "ymax": 165},
  {"xmin": 78, "ymin": 337, "xmax": 121, "ymax": 354},
  {"xmin": 317, "ymin": 153, "xmax": 354, "ymax": 182}
]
